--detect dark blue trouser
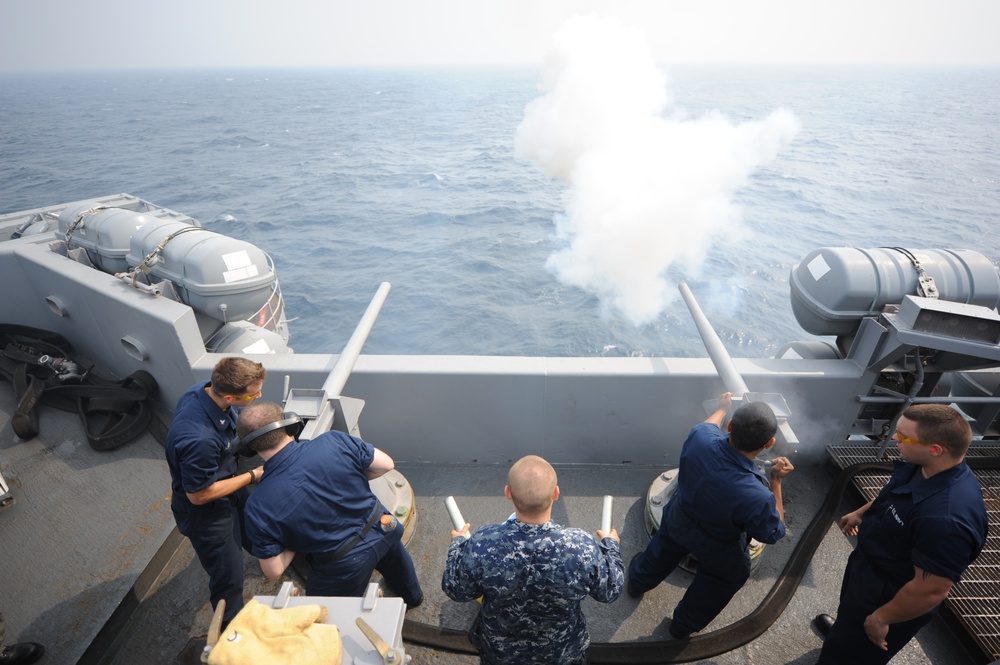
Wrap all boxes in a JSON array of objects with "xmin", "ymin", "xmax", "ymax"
[
  {"xmin": 629, "ymin": 500, "xmax": 751, "ymax": 636},
  {"xmin": 176, "ymin": 488, "xmax": 251, "ymax": 625},
  {"xmin": 306, "ymin": 515, "xmax": 423, "ymax": 606},
  {"xmin": 817, "ymin": 550, "xmax": 936, "ymax": 664}
]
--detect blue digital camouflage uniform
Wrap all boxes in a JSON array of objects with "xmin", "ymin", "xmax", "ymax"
[{"xmin": 442, "ymin": 519, "xmax": 624, "ymax": 665}]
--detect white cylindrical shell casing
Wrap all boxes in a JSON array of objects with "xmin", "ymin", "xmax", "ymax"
[
  {"xmin": 445, "ymin": 495, "xmax": 466, "ymax": 531},
  {"xmin": 601, "ymin": 495, "xmax": 613, "ymax": 534}
]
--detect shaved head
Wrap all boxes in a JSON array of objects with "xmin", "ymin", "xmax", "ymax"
[{"xmin": 507, "ymin": 455, "xmax": 558, "ymax": 514}]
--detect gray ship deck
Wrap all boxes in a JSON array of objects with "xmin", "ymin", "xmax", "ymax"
[
  {"xmin": 109, "ymin": 462, "xmax": 987, "ymax": 665},
  {"xmin": 1, "ymin": 374, "xmax": 994, "ymax": 665}
]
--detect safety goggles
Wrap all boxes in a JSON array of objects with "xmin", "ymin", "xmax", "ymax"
[
  {"xmin": 228, "ymin": 389, "xmax": 262, "ymax": 402},
  {"xmin": 894, "ymin": 431, "xmax": 950, "ymax": 451}
]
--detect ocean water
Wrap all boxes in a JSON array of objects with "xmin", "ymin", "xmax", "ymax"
[{"xmin": 1, "ymin": 66, "xmax": 998, "ymax": 358}]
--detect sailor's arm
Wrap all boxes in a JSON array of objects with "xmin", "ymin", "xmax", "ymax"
[
  {"xmin": 186, "ymin": 470, "xmax": 256, "ymax": 505},
  {"xmin": 259, "ymin": 549, "xmax": 297, "ymax": 580},
  {"xmin": 705, "ymin": 392, "xmax": 733, "ymax": 427},
  {"xmin": 591, "ymin": 529, "xmax": 625, "ymax": 603},
  {"xmin": 441, "ymin": 532, "xmax": 482, "ymax": 602},
  {"xmin": 596, "ymin": 528, "xmax": 620, "ymax": 542},
  {"xmin": 769, "ymin": 457, "xmax": 794, "ymax": 523},
  {"xmin": 839, "ymin": 500, "xmax": 873, "ymax": 536},
  {"xmin": 863, "ymin": 566, "xmax": 953, "ymax": 650},
  {"xmin": 365, "ymin": 447, "xmax": 394, "ymax": 480}
]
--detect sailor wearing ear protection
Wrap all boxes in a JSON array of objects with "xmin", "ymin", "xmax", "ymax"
[{"xmin": 236, "ymin": 401, "xmax": 423, "ymax": 608}]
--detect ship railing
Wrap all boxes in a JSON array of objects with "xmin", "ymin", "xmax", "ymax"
[{"xmin": 245, "ymin": 253, "xmax": 291, "ymax": 341}]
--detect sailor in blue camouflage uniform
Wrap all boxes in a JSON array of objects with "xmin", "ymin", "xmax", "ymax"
[{"xmin": 442, "ymin": 455, "xmax": 624, "ymax": 665}]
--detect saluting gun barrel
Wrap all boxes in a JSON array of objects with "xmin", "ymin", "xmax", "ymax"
[
  {"xmin": 322, "ymin": 281, "xmax": 392, "ymax": 397},
  {"xmin": 678, "ymin": 282, "xmax": 800, "ymax": 448},
  {"xmin": 679, "ymin": 282, "xmax": 750, "ymax": 398},
  {"xmin": 445, "ymin": 496, "xmax": 466, "ymax": 531},
  {"xmin": 601, "ymin": 495, "xmax": 613, "ymax": 534},
  {"xmin": 288, "ymin": 281, "xmax": 392, "ymax": 441}
]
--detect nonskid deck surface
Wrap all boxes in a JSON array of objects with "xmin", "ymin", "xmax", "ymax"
[
  {"xmin": 0, "ymin": 373, "xmax": 983, "ymax": 665},
  {"xmin": 390, "ymin": 463, "xmax": 976, "ymax": 665},
  {"xmin": 105, "ymin": 462, "xmax": 976, "ymax": 665},
  {"xmin": 0, "ymin": 363, "xmax": 982, "ymax": 665},
  {"xmin": 0, "ymin": 382, "xmax": 177, "ymax": 665}
]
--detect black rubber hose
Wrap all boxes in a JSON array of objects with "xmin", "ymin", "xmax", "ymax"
[{"xmin": 402, "ymin": 458, "xmax": 1000, "ymax": 662}]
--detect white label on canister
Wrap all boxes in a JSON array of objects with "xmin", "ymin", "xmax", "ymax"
[
  {"xmin": 242, "ymin": 339, "xmax": 273, "ymax": 354},
  {"xmin": 222, "ymin": 264, "xmax": 260, "ymax": 283},
  {"xmin": 222, "ymin": 250, "xmax": 252, "ymax": 270},
  {"xmin": 807, "ymin": 254, "xmax": 831, "ymax": 281}
]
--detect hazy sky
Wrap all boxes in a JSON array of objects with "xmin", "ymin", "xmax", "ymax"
[{"xmin": 2, "ymin": 0, "xmax": 998, "ymax": 71}]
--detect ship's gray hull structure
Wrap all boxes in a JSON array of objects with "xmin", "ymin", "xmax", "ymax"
[
  {"xmin": 0, "ymin": 200, "xmax": 869, "ymax": 466},
  {"xmin": 3, "ymin": 207, "xmax": 997, "ymax": 466},
  {"xmin": 2, "ymin": 196, "xmax": 999, "ymax": 663}
]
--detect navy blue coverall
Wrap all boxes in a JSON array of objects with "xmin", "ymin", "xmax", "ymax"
[
  {"xmin": 166, "ymin": 382, "xmax": 251, "ymax": 625},
  {"xmin": 628, "ymin": 422, "xmax": 784, "ymax": 637},
  {"xmin": 244, "ymin": 430, "xmax": 422, "ymax": 605},
  {"xmin": 818, "ymin": 460, "xmax": 987, "ymax": 664}
]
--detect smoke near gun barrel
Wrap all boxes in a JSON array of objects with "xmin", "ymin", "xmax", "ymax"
[{"xmin": 516, "ymin": 13, "xmax": 801, "ymax": 326}]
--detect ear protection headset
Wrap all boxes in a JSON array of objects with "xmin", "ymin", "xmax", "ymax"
[{"xmin": 236, "ymin": 412, "xmax": 305, "ymax": 455}]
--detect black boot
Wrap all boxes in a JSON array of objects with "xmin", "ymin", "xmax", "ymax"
[
  {"xmin": 813, "ymin": 613, "xmax": 835, "ymax": 638},
  {"xmin": 0, "ymin": 643, "xmax": 45, "ymax": 665}
]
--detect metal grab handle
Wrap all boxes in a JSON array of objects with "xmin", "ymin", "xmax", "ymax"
[{"xmin": 357, "ymin": 617, "xmax": 402, "ymax": 664}]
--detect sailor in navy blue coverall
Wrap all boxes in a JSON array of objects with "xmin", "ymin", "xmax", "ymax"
[
  {"xmin": 236, "ymin": 400, "xmax": 423, "ymax": 606},
  {"xmin": 817, "ymin": 404, "xmax": 987, "ymax": 664},
  {"xmin": 628, "ymin": 392, "xmax": 793, "ymax": 638},
  {"xmin": 165, "ymin": 357, "xmax": 266, "ymax": 626}
]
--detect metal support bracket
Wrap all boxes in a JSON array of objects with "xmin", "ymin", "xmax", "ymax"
[{"xmin": 0, "ymin": 469, "xmax": 13, "ymax": 509}]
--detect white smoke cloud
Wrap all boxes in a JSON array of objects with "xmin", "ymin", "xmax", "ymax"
[{"xmin": 515, "ymin": 13, "xmax": 801, "ymax": 325}]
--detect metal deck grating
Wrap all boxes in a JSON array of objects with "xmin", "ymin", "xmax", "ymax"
[{"xmin": 828, "ymin": 444, "xmax": 1000, "ymax": 660}]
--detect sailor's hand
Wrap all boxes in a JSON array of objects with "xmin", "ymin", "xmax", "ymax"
[
  {"xmin": 451, "ymin": 523, "xmax": 471, "ymax": 540},
  {"xmin": 770, "ymin": 456, "xmax": 794, "ymax": 479},
  {"xmin": 718, "ymin": 392, "xmax": 734, "ymax": 412},
  {"xmin": 863, "ymin": 612, "xmax": 890, "ymax": 651},
  {"xmin": 839, "ymin": 511, "xmax": 863, "ymax": 536},
  {"xmin": 597, "ymin": 528, "xmax": 620, "ymax": 543}
]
